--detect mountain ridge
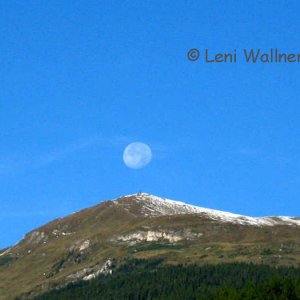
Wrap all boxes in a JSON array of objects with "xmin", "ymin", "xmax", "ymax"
[
  {"xmin": 111, "ymin": 193, "xmax": 300, "ymax": 226},
  {"xmin": 1, "ymin": 192, "xmax": 300, "ymax": 255}
]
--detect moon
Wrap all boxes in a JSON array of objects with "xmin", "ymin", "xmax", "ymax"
[{"xmin": 123, "ymin": 142, "xmax": 152, "ymax": 169}]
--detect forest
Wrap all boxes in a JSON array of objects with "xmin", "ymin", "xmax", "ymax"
[{"xmin": 33, "ymin": 259, "xmax": 300, "ymax": 300}]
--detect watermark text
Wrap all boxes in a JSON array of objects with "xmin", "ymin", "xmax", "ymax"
[{"xmin": 187, "ymin": 48, "xmax": 300, "ymax": 63}]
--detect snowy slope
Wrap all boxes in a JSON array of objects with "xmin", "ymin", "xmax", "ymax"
[{"xmin": 114, "ymin": 193, "xmax": 300, "ymax": 227}]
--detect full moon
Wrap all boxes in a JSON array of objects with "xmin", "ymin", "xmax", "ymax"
[{"xmin": 123, "ymin": 142, "xmax": 152, "ymax": 169}]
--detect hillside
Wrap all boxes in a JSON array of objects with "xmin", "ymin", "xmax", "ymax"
[{"xmin": 0, "ymin": 193, "xmax": 300, "ymax": 299}]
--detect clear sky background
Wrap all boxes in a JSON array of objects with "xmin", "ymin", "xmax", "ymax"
[{"xmin": 1, "ymin": 1, "xmax": 300, "ymax": 248}]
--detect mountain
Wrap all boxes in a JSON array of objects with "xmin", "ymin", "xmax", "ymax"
[{"xmin": 0, "ymin": 193, "xmax": 300, "ymax": 299}]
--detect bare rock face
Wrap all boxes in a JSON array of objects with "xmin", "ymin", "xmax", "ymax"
[
  {"xmin": 83, "ymin": 259, "xmax": 113, "ymax": 281},
  {"xmin": 69, "ymin": 239, "xmax": 91, "ymax": 252},
  {"xmin": 25, "ymin": 231, "xmax": 48, "ymax": 245},
  {"xmin": 113, "ymin": 229, "xmax": 203, "ymax": 245},
  {"xmin": 66, "ymin": 259, "xmax": 114, "ymax": 281}
]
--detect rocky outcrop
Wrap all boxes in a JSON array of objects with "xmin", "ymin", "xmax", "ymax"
[
  {"xmin": 66, "ymin": 259, "xmax": 114, "ymax": 281},
  {"xmin": 113, "ymin": 229, "xmax": 203, "ymax": 245},
  {"xmin": 25, "ymin": 231, "xmax": 48, "ymax": 245}
]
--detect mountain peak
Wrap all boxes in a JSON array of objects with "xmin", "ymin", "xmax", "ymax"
[
  {"xmin": 118, "ymin": 192, "xmax": 157, "ymax": 199},
  {"xmin": 112, "ymin": 193, "xmax": 300, "ymax": 227}
]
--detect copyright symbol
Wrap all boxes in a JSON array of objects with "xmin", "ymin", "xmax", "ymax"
[{"xmin": 187, "ymin": 48, "xmax": 200, "ymax": 61}]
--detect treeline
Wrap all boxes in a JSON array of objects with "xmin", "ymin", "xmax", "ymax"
[{"xmin": 34, "ymin": 260, "xmax": 300, "ymax": 300}]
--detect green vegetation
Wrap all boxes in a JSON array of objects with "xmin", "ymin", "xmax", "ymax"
[
  {"xmin": 33, "ymin": 260, "xmax": 300, "ymax": 300},
  {"xmin": 261, "ymin": 248, "xmax": 274, "ymax": 255},
  {"xmin": 127, "ymin": 242, "xmax": 186, "ymax": 253},
  {"xmin": 0, "ymin": 254, "xmax": 15, "ymax": 266}
]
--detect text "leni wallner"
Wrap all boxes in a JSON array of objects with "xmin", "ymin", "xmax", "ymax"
[{"xmin": 190, "ymin": 49, "xmax": 300, "ymax": 63}]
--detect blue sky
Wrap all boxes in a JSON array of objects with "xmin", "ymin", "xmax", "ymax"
[{"xmin": 1, "ymin": 1, "xmax": 300, "ymax": 248}]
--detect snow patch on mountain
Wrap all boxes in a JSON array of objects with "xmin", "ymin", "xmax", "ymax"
[{"xmin": 116, "ymin": 193, "xmax": 300, "ymax": 227}]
